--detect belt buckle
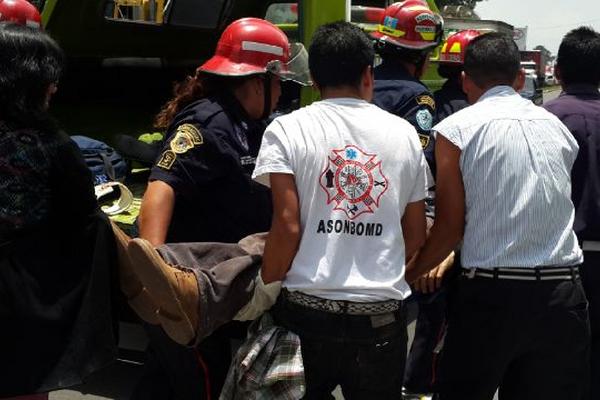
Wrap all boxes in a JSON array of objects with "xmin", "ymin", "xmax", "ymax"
[{"xmin": 466, "ymin": 268, "xmax": 476, "ymax": 279}]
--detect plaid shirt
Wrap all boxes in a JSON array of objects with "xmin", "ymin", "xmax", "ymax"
[{"xmin": 220, "ymin": 313, "xmax": 305, "ymax": 400}]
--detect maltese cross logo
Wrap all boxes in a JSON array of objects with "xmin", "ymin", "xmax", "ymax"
[{"xmin": 319, "ymin": 145, "xmax": 388, "ymax": 220}]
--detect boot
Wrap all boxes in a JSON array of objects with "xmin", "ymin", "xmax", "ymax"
[
  {"xmin": 127, "ymin": 238, "xmax": 200, "ymax": 346},
  {"xmin": 110, "ymin": 221, "xmax": 159, "ymax": 324}
]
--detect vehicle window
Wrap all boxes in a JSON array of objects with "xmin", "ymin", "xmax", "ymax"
[
  {"xmin": 265, "ymin": 3, "xmax": 383, "ymax": 30},
  {"xmin": 105, "ymin": 0, "xmax": 226, "ymax": 28}
]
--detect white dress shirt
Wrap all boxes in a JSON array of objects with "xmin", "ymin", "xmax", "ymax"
[{"xmin": 433, "ymin": 85, "xmax": 583, "ymax": 269}]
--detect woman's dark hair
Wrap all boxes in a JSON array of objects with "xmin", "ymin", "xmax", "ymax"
[
  {"xmin": 155, "ymin": 71, "xmax": 250, "ymax": 129},
  {"xmin": 557, "ymin": 26, "xmax": 600, "ymax": 86},
  {"xmin": 309, "ymin": 21, "xmax": 374, "ymax": 89},
  {"xmin": 0, "ymin": 24, "xmax": 64, "ymax": 131}
]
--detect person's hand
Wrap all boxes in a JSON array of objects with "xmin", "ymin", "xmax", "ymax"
[{"xmin": 413, "ymin": 251, "xmax": 455, "ymax": 294}]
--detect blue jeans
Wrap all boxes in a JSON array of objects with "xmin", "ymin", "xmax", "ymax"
[{"xmin": 272, "ymin": 296, "xmax": 407, "ymax": 400}]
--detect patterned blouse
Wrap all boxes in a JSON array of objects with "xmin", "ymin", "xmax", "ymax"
[{"xmin": 0, "ymin": 120, "xmax": 96, "ymax": 241}]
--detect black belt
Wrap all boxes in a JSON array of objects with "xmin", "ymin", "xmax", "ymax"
[
  {"xmin": 461, "ymin": 266, "xmax": 580, "ymax": 281},
  {"xmin": 283, "ymin": 289, "xmax": 402, "ymax": 315}
]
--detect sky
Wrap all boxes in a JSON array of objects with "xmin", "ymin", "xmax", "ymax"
[{"xmin": 473, "ymin": 0, "xmax": 600, "ymax": 55}]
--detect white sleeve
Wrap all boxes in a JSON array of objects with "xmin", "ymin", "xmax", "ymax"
[
  {"xmin": 409, "ymin": 147, "xmax": 428, "ymax": 203},
  {"xmin": 252, "ymin": 120, "xmax": 294, "ymax": 187},
  {"xmin": 433, "ymin": 119, "xmax": 464, "ymax": 150}
]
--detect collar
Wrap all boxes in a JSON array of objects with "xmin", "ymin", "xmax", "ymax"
[
  {"xmin": 477, "ymin": 85, "xmax": 518, "ymax": 103},
  {"xmin": 561, "ymin": 83, "xmax": 600, "ymax": 98}
]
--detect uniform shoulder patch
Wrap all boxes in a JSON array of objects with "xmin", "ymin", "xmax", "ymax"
[
  {"xmin": 416, "ymin": 95, "xmax": 435, "ymax": 109},
  {"xmin": 170, "ymin": 123, "xmax": 203, "ymax": 154},
  {"xmin": 157, "ymin": 150, "xmax": 176, "ymax": 170},
  {"xmin": 418, "ymin": 134, "xmax": 430, "ymax": 149},
  {"xmin": 416, "ymin": 109, "xmax": 433, "ymax": 131}
]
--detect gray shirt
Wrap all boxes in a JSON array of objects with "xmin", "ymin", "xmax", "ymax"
[{"xmin": 433, "ymin": 85, "xmax": 583, "ymax": 268}]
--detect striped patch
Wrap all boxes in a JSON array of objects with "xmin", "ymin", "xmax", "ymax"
[{"xmin": 242, "ymin": 41, "xmax": 284, "ymax": 56}]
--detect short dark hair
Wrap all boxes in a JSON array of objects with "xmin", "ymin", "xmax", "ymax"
[
  {"xmin": 309, "ymin": 21, "xmax": 374, "ymax": 88},
  {"xmin": 464, "ymin": 32, "xmax": 520, "ymax": 88},
  {"xmin": 557, "ymin": 27, "xmax": 600, "ymax": 86},
  {"xmin": 0, "ymin": 24, "xmax": 64, "ymax": 131}
]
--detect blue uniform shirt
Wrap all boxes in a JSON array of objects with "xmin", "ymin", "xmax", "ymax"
[
  {"xmin": 373, "ymin": 61, "xmax": 437, "ymax": 176},
  {"xmin": 150, "ymin": 95, "xmax": 272, "ymax": 243},
  {"xmin": 434, "ymin": 79, "xmax": 469, "ymax": 123},
  {"xmin": 545, "ymin": 84, "xmax": 600, "ymax": 241}
]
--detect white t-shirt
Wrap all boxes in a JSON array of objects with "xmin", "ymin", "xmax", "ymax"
[{"xmin": 253, "ymin": 98, "xmax": 427, "ymax": 302}]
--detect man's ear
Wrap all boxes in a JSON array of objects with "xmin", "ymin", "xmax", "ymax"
[
  {"xmin": 461, "ymin": 71, "xmax": 471, "ymax": 94},
  {"xmin": 461, "ymin": 71, "xmax": 480, "ymax": 104},
  {"xmin": 513, "ymin": 68, "xmax": 526, "ymax": 92},
  {"xmin": 310, "ymin": 73, "xmax": 321, "ymax": 93},
  {"xmin": 554, "ymin": 65, "xmax": 562, "ymax": 84},
  {"xmin": 361, "ymin": 65, "xmax": 375, "ymax": 102}
]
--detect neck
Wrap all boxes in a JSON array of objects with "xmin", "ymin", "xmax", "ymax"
[
  {"xmin": 384, "ymin": 58, "xmax": 418, "ymax": 77},
  {"xmin": 320, "ymin": 86, "xmax": 365, "ymax": 101}
]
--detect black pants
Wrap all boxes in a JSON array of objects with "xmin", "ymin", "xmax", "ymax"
[
  {"xmin": 272, "ymin": 297, "xmax": 407, "ymax": 400},
  {"xmin": 131, "ymin": 321, "xmax": 247, "ymax": 400},
  {"xmin": 580, "ymin": 251, "xmax": 600, "ymax": 400},
  {"xmin": 435, "ymin": 274, "xmax": 590, "ymax": 400},
  {"xmin": 404, "ymin": 290, "xmax": 447, "ymax": 393}
]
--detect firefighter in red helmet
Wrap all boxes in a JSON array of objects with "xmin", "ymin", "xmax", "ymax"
[
  {"xmin": 131, "ymin": 17, "xmax": 309, "ymax": 400},
  {"xmin": 435, "ymin": 29, "xmax": 481, "ymax": 121},
  {"xmin": 0, "ymin": 0, "xmax": 41, "ymax": 28},
  {"xmin": 372, "ymin": 1, "xmax": 443, "ymax": 174}
]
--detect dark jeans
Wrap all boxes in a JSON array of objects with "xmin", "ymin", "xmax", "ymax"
[
  {"xmin": 404, "ymin": 290, "xmax": 447, "ymax": 393},
  {"xmin": 580, "ymin": 251, "xmax": 600, "ymax": 400},
  {"xmin": 435, "ymin": 273, "xmax": 590, "ymax": 400},
  {"xmin": 272, "ymin": 296, "xmax": 407, "ymax": 400}
]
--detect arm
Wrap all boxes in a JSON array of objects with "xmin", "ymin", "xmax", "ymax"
[
  {"xmin": 138, "ymin": 180, "xmax": 175, "ymax": 246},
  {"xmin": 406, "ymin": 134, "xmax": 465, "ymax": 284},
  {"xmin": 234, "ymin": 173, "xmax": 299, "ymax": 321},
  {"xmin": 402, "ymin": 200, "xmax": 426, "ymax": 262},
  {"xmin": 261, "ymin": 173, "xmax": 301, "ymax": 284}
]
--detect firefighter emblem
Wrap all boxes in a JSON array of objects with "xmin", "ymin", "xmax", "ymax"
[{"xmin": 319, "ymin": 145, "xmax": 388, "ymax": 220}]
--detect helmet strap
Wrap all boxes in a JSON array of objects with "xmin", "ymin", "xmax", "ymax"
[{"xmin": 261, "ymin": 74, "xmax": 272, "ymax": 120}]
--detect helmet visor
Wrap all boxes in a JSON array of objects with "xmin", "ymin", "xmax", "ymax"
[{"xmin": 267, "ymin": 42, "xmax": 312, "ymax": 86}]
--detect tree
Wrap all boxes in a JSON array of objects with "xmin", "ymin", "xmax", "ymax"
[
  {"xmin": 436, "ymin": 0, "xmax": 485, "ymax": 9},
  {"xmin": 534, "ymin": 45, "xmax": 554, "ymax": 61}
]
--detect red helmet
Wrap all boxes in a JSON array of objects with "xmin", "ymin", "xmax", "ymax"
[
  {"xmin": 439, "ymin": 29, "xmax": 481, "ymax": 64},
  {"xmin": 371, "ymin": 1, "xmax": 443, "ymax": 51},
  {"xmin": 0, "ymin": 0, "xmax": 42, "ymax": 28},
  {"xmin": 200, "ymin": 17, "xmax": 310, "ymax": 85}
]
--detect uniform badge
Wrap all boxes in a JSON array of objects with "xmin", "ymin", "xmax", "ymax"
[
  {"xmin": 418, "ymin": 134, "xmax": 430, "ymax": 149},
  {"xmin": 416, "ymin": 95, "xmax": 435, "ymax": 109},
  {"xmin": 416, "ymin": 109, "xmax": 433, "ymax": 131},
  {"xmin": 157, "ymin": 150, "xmax": 176, "ymax": 170},
  {"xmin": 177, "ymin": 123, "xmax": 203, "ymax": 145},
  {"xmin": 170, "ymin": 124, "xmax": 203, "ymax": 155},
  {"xmin": 319, "ymin": 145, "xmax": 388, "ymax": 220}
]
